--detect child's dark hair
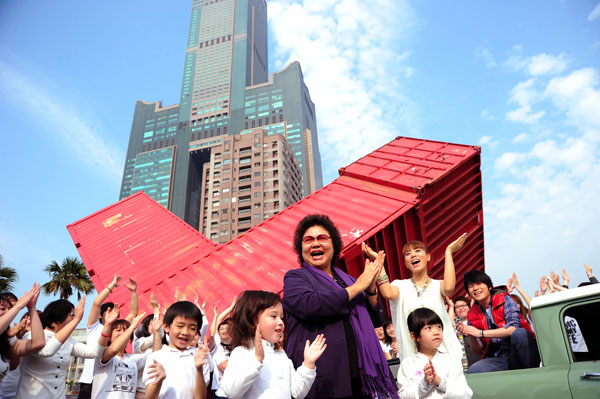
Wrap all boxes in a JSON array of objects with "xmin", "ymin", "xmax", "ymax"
[
  {"xmin": 382, "ymin": 318, "xmax": 394, "ymax": 345},
  {"xmin": 164, "ymin": 301, "xmax": 203, "ymax": 329},
  {"xmin": 230, "ymin": 290, "xmax": 281, "ymax": 349},
  {"xmin": 463, "ymin": 270, "xmax": 493, "ymax": 293},
  {"xmin": 1, "ymin": 292, "xmax": 17, "ymax": 304},
  {"xmin": 407, "ymin": 308, "xmax": 443, "ymax": 338},
  {"xmin": 41, "ymin": 299, "xmax": 74, "ymax": 328},
  {"xmin": 293, "ymin": 214, "xmax": 343, "ymax": 266}
]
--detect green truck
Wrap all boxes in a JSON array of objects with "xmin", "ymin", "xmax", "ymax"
[{"xmin": 466, "ymin": 284, "xmax": 600, "ymax": 398}]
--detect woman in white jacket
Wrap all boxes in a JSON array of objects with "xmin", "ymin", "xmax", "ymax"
[{"xmin": 17, "ymin": 297, "xmax": 106, "ymax": 399}]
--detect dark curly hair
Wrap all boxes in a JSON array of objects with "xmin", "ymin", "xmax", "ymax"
[
  {"xmin": 230, "ymin": 290, "xmax": 281, "ymax": 350},
  {"xmin": 293, "ymin": 214, "xmax": 343, "ymax": 266}
]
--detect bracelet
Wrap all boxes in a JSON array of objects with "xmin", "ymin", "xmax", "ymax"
[
  {"xmin": 480, "ymin": 330, "xmax": 484, "ymax": 339},
  {"xmin": 365, "ymin": 289, "xmax": 377, "ymax": 296},
  {"xmin": 376, "ymin": 274, "xmax": 389, "ymax": 282},
  {"xmin": 376, "ymin": 279, "xmax": 389, "ymax": 287},
  {"xmin": 101, "ymin": 332, "xmax": 109, "ymax": 338},
  {"xmin": 107, "ymin": 286, "xmax": 113, "ymax": 293}
]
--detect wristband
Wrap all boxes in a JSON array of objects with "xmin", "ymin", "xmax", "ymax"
[
  {"xmin": 365, "ymin": 289, "xmax": 377, "ymax": 296},
  {"xmin": 376, "ymin": 274, "xmax": 389, "ymax": 283},
  {"xmin": 480, "ymin": 330, "xmax": 484, "ymax": 339},
  {"xmin": 101, "ymin": 332, "xmax": 109, "ymax": 338}
]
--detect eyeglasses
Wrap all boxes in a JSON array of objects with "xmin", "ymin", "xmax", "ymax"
[
  {"xmin": 302, "ymin": 234, "xmax": 331, "ymax": 245},
  {"xmin": 455, "ymin": 305, "xmax": 469, "ymax": 309}
]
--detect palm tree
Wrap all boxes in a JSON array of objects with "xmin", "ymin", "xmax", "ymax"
[
  {"xmin": 42, "ymin": 256, "xmax": 95, "ymax": 300},
  {"xmin": 0, "ymin": 254, "xmax": 17, "ymax": 292}
]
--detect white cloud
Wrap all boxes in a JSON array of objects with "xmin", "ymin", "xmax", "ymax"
[
  {"xmin": 486, "ymin": 59, "xmax": 600, "ymax": 294},
  {"xmin": 528, "ymin": 53, "xmax": 567, "ymax": 76},
  {"xmin": 474, "ymin": 47, "xmax": 496, "ymax": 68},
  {"xmin": 478, "ymin": 135, "xmax": 499, "ymax": 149},
  {"xmin": 494, "ymin": 151, "xmax": 526, "ymax": 171},
  {"xmin": 0, "ymin": 57, "xmax": 124, "ymax": 183},
  {"xmin": 505, "ymin": 78, "xmax": 546, "ymax": 123},
  {"xmin": 545, "ymin": 68, "xmax": 600, "ymax": 130},
  {"xmin": 480, "ymin": 109, "xmax": 493, "ymax": 120},
  {"xmin": 512, "ymin": 132, "xmax": 529, "ymax": 143},
  {"xmin": 588, "ymin": 3, "xmax": 600, "ymax": 21},
  {"xmin": 268, "ymin": 0, "xmax": 418, "ymax": 183}
]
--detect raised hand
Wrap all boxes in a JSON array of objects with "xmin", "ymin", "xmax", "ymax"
[
  {"xmin": 539, "ymin": 276, "xmax": 549, "ymax": 294},
  {"xmin": 124, "ymin": 277, "xmax": 137, "ymax": 292},
  {"xmin": 150, "ymin": 292, "xmax": 159, "ymax": 309},
  {"xmin": 193, "ymin": 291, "xmax": 199, "ymax": 307},
  {"xmin": 361, "ymin": 242, "xmax": 378, "ymax": 261},
  {"xmin": 447, "ymin": 233, "xmax": 468, "ymax": 254},
  {"xmin": 201, "ymin": 299, "xmax": 206, "ymax": 313},
  {"xmin": 7, "ymin": 317, "xmax": 28, "ymax": 338},
  {"xmin": 110, "ymin": 274, "xmax": 122, "ymax": 289},
  {"xmin": 26, "ymin": 283, "xmax": 41, "ymax": 311},
  {"xmin": 104, "ymin": 304, "xmax": 121, "ymax": 325},
  {"xmin": 14, "ymin": 284, "xmax": 39, "ymax": 311},
  {"xmin": 254, "ymin": 322, "xmax": 264, "ymax": 363},
  {"xmin": 506, "ymin": 277, "xmax": 514, "ymax": 293},
  {"xmin": 512, "ymin": 273, "xmax": 520, "ymax": 288},
  {"xmin": 74, "ymin": 296, "xmax": 86, "ymax": 321},
  {"xmin": 584, "ymin": 264, "xmax": 593, "ymax": 275},
  {"xmin": 130, "ymin": 312, "xmax": 146, "ymax": 331},
  {"xmin": 174, "ymin": 288, "xmax": 182, "ymax": 302},
  {"xmin": 303, "ymin": 334, "xmax": 326, "ymax": 369},
  {"xmin": 194, "ymin": 335, "xmax": 210, "ymax": 370},
  {"xmin": 147, "ymin": 359, "xmax": 166, "ymax": 383},
  {"xmin": 149, "ymin": 315, "xmax": 163, "ymax": 334},
  {"xmin": 550, "ymin": 271, "xmax": 560, "ymax": 286},
  {"xmin": 561, "ymin": 269, "xmax": 570, "ymax": 286}
]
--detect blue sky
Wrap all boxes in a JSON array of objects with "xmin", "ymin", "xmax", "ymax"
[{"xmin": 1, "ymin": 0, "xmax": 599, "ymax": 319}]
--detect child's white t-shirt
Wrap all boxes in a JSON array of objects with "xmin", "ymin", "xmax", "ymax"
[
  {"xmin": 91, "ymin": 353, "xmax": 147, "ymax": 399},
  {"xmin": 142, "ymin": 345, "xmax": 210, "ymax": 399},
  {"xmin": 397, "ymin": 351, "xmax": 472, "ymax": 399},
  {"xmin": 220, "ymin": 340, "xmax": 316, "ymax": 399},
  {"xmin": 389, "ymin": 279, "xmax": 463, "ymax": 362}
]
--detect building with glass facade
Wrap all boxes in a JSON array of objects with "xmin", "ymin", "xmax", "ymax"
[{"xmin": 119, "ymin": 0, "xmax": 322, "ymax": 232}]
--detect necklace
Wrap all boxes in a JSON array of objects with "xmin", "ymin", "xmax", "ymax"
[{"xmin": 410, "ymin": 277, "xmax": 430, "ymax": 297}]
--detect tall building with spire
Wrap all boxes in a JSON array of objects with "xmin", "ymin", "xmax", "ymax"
[{"xmin": 119, "ymin": 0, "xmax": 322, "ymax": 233}]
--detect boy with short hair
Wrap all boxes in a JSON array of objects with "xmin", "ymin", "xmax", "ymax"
[
  {"xmin": 143, "ymin": 301, "xmax": 210, "ymax": 399},
  {"xmin": 457, "ymin": 270, "xmax": 538, "ymax": 374},
  {"xmin": 397, "ymin": 308, "xmax": 472, "ymax": 399}
]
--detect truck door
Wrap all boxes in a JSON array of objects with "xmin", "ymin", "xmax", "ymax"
[{"xmin": 564, "ymin": 300, "xmax": 600, "ymax": 399}]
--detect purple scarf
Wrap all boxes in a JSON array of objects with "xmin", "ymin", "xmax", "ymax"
[{"xmin": 304, "ymin": 263, "xmax": 399, "ymax": 399}]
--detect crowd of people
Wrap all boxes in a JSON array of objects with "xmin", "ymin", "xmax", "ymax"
[{"xmin": 0, "ymin": 214, "xmax": 597, "ymax": 398}]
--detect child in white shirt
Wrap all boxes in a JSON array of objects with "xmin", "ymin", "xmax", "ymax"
[
  {"xmin": 142, "ymin": 301, "xmax": 210, "ymax": 399},
  {"xmin": 220, "ymin": 290, "xmax": 326, "ymax": 399},
  {"xmin": 92, "ymin": 309, "xmax": 149, "ymax": 398},
  {"xmin": 397, "ymin": 308, "xmax": 472, "ymax": 399}
]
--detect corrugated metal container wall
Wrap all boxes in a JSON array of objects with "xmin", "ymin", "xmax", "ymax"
[{"xmin": 67, "ymin": 137, "xmax": 484, "ymax": 316}]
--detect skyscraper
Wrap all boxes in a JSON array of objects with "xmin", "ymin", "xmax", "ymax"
[{"xmin": 119, "ymin": 0, "xmax": 322, "ymax": 231}]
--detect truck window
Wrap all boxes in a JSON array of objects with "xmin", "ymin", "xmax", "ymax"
[{"xmin": 563, "ymin": 301, "xmax": 600, "ymax": 362}]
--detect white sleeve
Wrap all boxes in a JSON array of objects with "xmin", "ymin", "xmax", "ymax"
[
  {"xmin": 438, "ymin": 357, "xmax": 472, "ymax": 399},
  {"xmin": 133, "ymin": 335, "xmax": 154, "ymax": 354},
  {"xmin": 289, "ymin": 360, "xmax": 316, "ymax": 399},
  {"xmin": 36, "ymin": 336, "xmax": 63, "ymax": 357},
  {"xmin": 397, "ymin": 357, "xmax": 433, "ymax": 399},
  {"xmin": 220, "ymin": 347, "xmax": 262, "ymax": 399},
  {"xmin": 200, "ymin": 313, "xmax": 209, "ymax": 341},
  {"xmin": 71, "ymin": 338, "xmax": 105, "ymax": 359},
  {"xmin": 142, "ymin": 352, "xmax": 159, "ymax": 386}
]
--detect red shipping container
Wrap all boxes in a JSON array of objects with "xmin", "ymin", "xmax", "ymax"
[{"xmin": 67, "ymin": 137, "xmax": 484, "ymax": 317}]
